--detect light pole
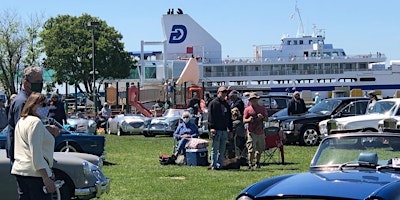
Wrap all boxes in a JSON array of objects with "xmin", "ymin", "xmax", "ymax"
[{"xmin": 87, "ymin": 21, "xmax": 100, "ymax": 113}]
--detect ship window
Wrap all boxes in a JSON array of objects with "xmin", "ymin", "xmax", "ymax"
[
  {"xmin": 294, "ymin": 40, "xmax": 298, "ymax": 45},
  {"xmin": 309, "ymin": 40, "xmax": 313, "ymax": 44},
  {"xmin": 299, "ymin": 40, "xmax": 303, "ymax": 45},
  {"xmin": 287, "ymin": 40, "xmax": 291, "ymax": 45},
  {"xmin": 360, "ymin": 77, "xmax": 376, "ymax": 82}
]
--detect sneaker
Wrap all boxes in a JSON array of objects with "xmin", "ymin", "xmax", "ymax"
[
  {"xmin": 248, "ymin": 164, "xmax": 253, "ymax": 170},
  {"xmin": 256, "ymin": 162, "xmax": 261, "ymax": 169}
]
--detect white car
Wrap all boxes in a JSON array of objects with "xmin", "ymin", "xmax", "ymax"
[
  {"xmin": 107, "ymin": 114, "xmax": 149, "ymax": 136},
  {"xmin": 319, "ymin": 98, "xmax": 400, "ymax": 137},
  {"xmin": 66, "ymin": 117, "xmax": 97, "ymax": 134}
]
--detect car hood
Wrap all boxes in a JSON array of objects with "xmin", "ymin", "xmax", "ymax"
[
  {"xmin": 150, "ymin": 117, "xmax": 178, "ymax": 123},
  {"xmin": 242, "ymin": 171, "xmax": 400, "ymax": 199},
  {"xmin": 333, "ymin": 114, "xmax": 389, "ymax": 124}
]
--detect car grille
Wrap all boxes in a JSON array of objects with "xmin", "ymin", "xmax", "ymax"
[
  {"xmin": 151, "ymin": 124, "xmax": 167, "ymax": 129},
  {"xmin": 129, "ymin": 122, "xmax": 144, "ymax": 128}
]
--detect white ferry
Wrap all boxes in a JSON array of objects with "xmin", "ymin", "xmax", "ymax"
[{"xmin": 133, "ymin": 11, "xmax": 400, "ymax": 100}]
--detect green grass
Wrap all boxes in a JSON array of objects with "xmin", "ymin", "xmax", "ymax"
[{"xmin": 99, "ymin": 134, "xmax": 318, "ymax": 200}]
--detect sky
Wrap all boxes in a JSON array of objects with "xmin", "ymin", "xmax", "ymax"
[{"xmin": 2, "ymin": 0, "xmax": 400, "ymax": 65}]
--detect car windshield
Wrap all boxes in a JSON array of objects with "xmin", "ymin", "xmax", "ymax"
[
  {"xmin": 311, "ymin": 134, "xmax": 400, "ymax": 168},
  {"xmin": 308, "ymin": 99, "xmax": 341, "ymax": 115},
  {"xmin": 163, "ymin": 109, "xmax": 185, "ymax": 117},
  {"xmin": 368, "ymin": 100, "xmax": 397, "ymax": 115}
]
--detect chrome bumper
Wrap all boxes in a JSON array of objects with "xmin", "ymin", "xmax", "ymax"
[{"xmin": 75, "ymin": 178, "xmax": 111, "ymax": 198}]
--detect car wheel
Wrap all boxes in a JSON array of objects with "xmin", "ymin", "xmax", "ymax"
[
  {"xmin": 57, "ymin": 142, "xmax": 79, "ymax": 153},
  {"xmin": 52, "ymin": 170, "xmax": 74, "ymax": 200},
  {"xmin": 117, "ymin": 124, "xmax": 126, "ymax": 136},
  {"xmin": 300, "ymin": 126, "xmax": 320, "ymax": 146}
]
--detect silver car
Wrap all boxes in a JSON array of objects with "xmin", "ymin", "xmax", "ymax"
[
  {"xmin": 66, "ymin": 117, "xmax": 97, "ymax": 134},
  {"xmin": 107, "ymin": 114, "xmax": 149, "ymax": 136},
  {"xmin": 0, "ymin": 149, "xmax": 110, "ymax": 199}
]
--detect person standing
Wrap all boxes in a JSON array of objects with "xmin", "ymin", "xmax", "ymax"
[
  {"xmin": 8, "ymin": 66, "xmax": 61, "ymax": 163},
  {"xmin": 48, "ymin": 93, "xmax": 67, "ymax": 125},
  {"xmin": 314, "ymin": 92, "xmax": 321, "ymax": 105},
  {"xmin": 367, "ymin": 90, "xmax": 380, "ymax": 111},
  {"xmin": 11, "ymin": 93, "xmax": 57, "ymax": 199},
  {"xmin": 243, "ymin": 92, "xmax": 268, "ymax": 170},
  {"xmin": 208, "ymin": 86, "xmax": 232, "ymax": 170},
  {"xmin": 188, "ymin": 92, "xmax": 200, "ymax": 115},
  {"xmin": 229, "ymin": 90, "xmax": 245, "ymax": 116},
  {"xmin": 5, "ymin": 93, "xmax": 17, "ymax": 117},
  {"xmin": 0, "ymin": 98, "xmax": 7, "ymax": 132},
  {"xmin": 287, "ymin": 91, "xmax": 307, "ymax": 116}
]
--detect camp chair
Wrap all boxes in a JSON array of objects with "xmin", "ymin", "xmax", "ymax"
[{"xmin": 263, "ymin": 126, "xmax": 285, "ymax": 164}]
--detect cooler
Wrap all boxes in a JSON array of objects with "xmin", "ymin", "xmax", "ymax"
[{"xmin": 186, "ymin": 148, "xmax": 208, "ymax": 166}]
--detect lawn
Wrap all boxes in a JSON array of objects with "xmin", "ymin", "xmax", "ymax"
[{"xmin": 99, "ymin": 134, "xmax": 318, "ymax": 200}]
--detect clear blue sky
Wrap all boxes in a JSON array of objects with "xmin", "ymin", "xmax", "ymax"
[{"xmin": 3, "ymin": 0, "xmax": 400, "ymax": 65}]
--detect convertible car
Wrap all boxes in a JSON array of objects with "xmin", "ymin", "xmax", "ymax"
[
  {"xmin": 107, "ymin": 113, "xmax": 149, "ymax": 136},
  {"xmin": 0, "ymin": 149, "xmax": 110, "ymax": 200},
  {"xmin": 66, "ymin": 116, "xmax": 97, "ymax": 134},
  {"xmin": 1, "ymin": 119, "xmax": 106, "ymax": 158},
  {"xmin": 237, "ymin": 132, "xmax": 400, "ymax": 200},
  {"xmin": 143, "ymin": 108, "xmax": 195, "ymax": 137}
]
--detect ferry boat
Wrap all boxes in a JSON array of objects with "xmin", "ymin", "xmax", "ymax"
[{"xmin": 133, "ymin": 11, "xmax": 400, "ymax": 100}]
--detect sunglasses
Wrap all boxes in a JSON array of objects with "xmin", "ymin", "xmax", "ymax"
[
  {"xmin": 182, "ymin": 116, "xmax": 190, "ymax": 119},
  {"xmin": 220, "ymin": 90, "xmax": 228, "ymax": 93},
  {"xmin": 39, "ymin": 102, "xmax": 47, "ymax": 107}
]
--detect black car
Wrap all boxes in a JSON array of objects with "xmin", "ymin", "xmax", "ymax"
[
  {"xmin": 277, "ymin": 97, "xmax": 368, "ymax": 146},
  {"xmin": 258, "ymin": 95, "xmax": 292, "ymax": 117}
]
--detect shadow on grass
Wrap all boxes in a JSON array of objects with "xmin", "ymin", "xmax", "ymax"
[{"xmin": 104, "ymin": 161, "xmax": 118, "ymax": 166}]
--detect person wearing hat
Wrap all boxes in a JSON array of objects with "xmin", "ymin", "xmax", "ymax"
[
  {"xmin": 229, "ymin": 90, "xmax": 245, "ymax": 116},
  {"xmin": 367, "ymin": 90, "xmax": 379, "ymax": 111},
  {"xmin": 243, "ymin": 92, "xmax": 268, "ymax": 170},
  {"xmin": 287, "ymin": 91, "xmax": 307, "ymax": 116},
  {"xmin": 208, "ymin": 86, "xmax": 233, "ymax": 170},
  {"xmin": 314, "ymin": 92, "xmax": 321, "ymax": 105}
]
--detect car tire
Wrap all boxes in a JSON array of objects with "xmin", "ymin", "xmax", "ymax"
[
  {"xmin": 57, "ymin": 142, "xmax": 79, "ymax": 153},
  {"xmin": 300, "ymin": 125, "xmax": 320, "ymax": 146},
  {"xmin": 52, "ymin": 170, "xmax": 74, "ymax": 200},
  {"xmin": 117, "ymin": 124, "xmax": 126, "ymax": 136}
]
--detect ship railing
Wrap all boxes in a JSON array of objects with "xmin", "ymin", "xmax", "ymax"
[{"xmin": 214, "ymin": 53, "xmax": 385, "ymax": 64}]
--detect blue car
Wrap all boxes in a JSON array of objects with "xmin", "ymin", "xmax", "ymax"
[
  {"xmin": 0, "ymin": 118, "xmax": 106, "ymax": 158},
  {"xmin": 237, "ymin": 132, "xmax": 400, "ymax": 200}
]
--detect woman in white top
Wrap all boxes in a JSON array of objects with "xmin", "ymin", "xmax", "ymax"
[{"xmin": 11, "ymin": 92, "xmax": 56, "ymax": 199}]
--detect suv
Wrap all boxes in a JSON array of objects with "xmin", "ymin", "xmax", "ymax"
[{"xmin": 279, "ymin": 97, "xmax": 368, "ymax": 146}]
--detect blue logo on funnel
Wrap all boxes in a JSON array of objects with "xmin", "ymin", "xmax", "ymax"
[{"xmin": 169, "ymin": 25, "xmax": 187, "ymax": 43}]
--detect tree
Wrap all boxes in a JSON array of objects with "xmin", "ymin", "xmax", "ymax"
[
  {"xmin": 39, "ymin": 14, "xmax": 135, "ymax": 96},
  {"xmin": 0, "ymin": 10, "xmax": 26, "ymax": 97},
  {"xmin": 0, "ymin": 10, "xmax": 45, "ymax": 97}
]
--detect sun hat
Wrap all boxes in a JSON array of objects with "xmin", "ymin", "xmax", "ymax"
[{"xmin": 248, "ymin": 92, "xmax": 260, "ymax": 100}]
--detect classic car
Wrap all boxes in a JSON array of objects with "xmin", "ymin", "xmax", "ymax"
[
  {"xmin": 1, "ymin": 119, "xmax": 106, "ymax": 158},
  {"xmin": 0, "ymin": 149, "xmax": 110, "ymax": 200},
  {"xmin": 278, "ymin": 97, "xmax": 368, "ymax": 146},
  {"xmin": 66, "ymin": 116, "xmax": 97, "ymax": 134},
  {"xmin": 143, "ymin": 108, "xmax": 195, "ymax": 137},
  {"xmin": 237, "ymin": 132, "xmax": 400, "ymax": 200},
  {"xmin": 106, "ymin": 113, "xmax": 149, "ymax": 136},
  {"xmin": 319, "ymin": 98, "xmax": 400, "ymax": 137}
]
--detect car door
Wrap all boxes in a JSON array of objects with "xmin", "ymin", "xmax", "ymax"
[{"xmin": 334, "ymin": 100, "xmax": 369, "ymax": 118}]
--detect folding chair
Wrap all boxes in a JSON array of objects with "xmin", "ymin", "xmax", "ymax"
[{"xmin": 263, "ymin": 126, "xmax": 285, "ymax": 164}]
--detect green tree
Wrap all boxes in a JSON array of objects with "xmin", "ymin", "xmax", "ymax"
[{"xmin": 39, "ymin": 14, "xmax": 135, "ymax": 96}]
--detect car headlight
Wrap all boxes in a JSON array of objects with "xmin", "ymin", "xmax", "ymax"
[
  {"xmin": 237, "ymin": 195, "xmax": 253, "ymax": 200},
  {"xmin": 83, "ymin": 161, "xmax": 91, "ymax": 175},
  {"xmin": 337, "ymin": 123, "xmax": 344, "ymax": 130},
  {"xmin": 97, "ymin": 157, "xmax": 104, "ymax": 169},
  {"xmin": 120, "ymin": 121, "xmax": 128, "ymax": 129},
  {"xmin": 282, "ymin": 121, "xmax": 294, "ymax": 130}
]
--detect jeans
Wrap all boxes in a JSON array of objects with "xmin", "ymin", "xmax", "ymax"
[
  {"xmin": 211, "ymin": 130, "xmax": 228, "ymax": 169},
  {"xmin": 176, "ymin": 138, "xmax": 190, "ymax": 155}
]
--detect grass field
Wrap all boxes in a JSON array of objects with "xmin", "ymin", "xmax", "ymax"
[{"xmin": 99, "ymin": 134, "xmax": 318, "ymax": 200}]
